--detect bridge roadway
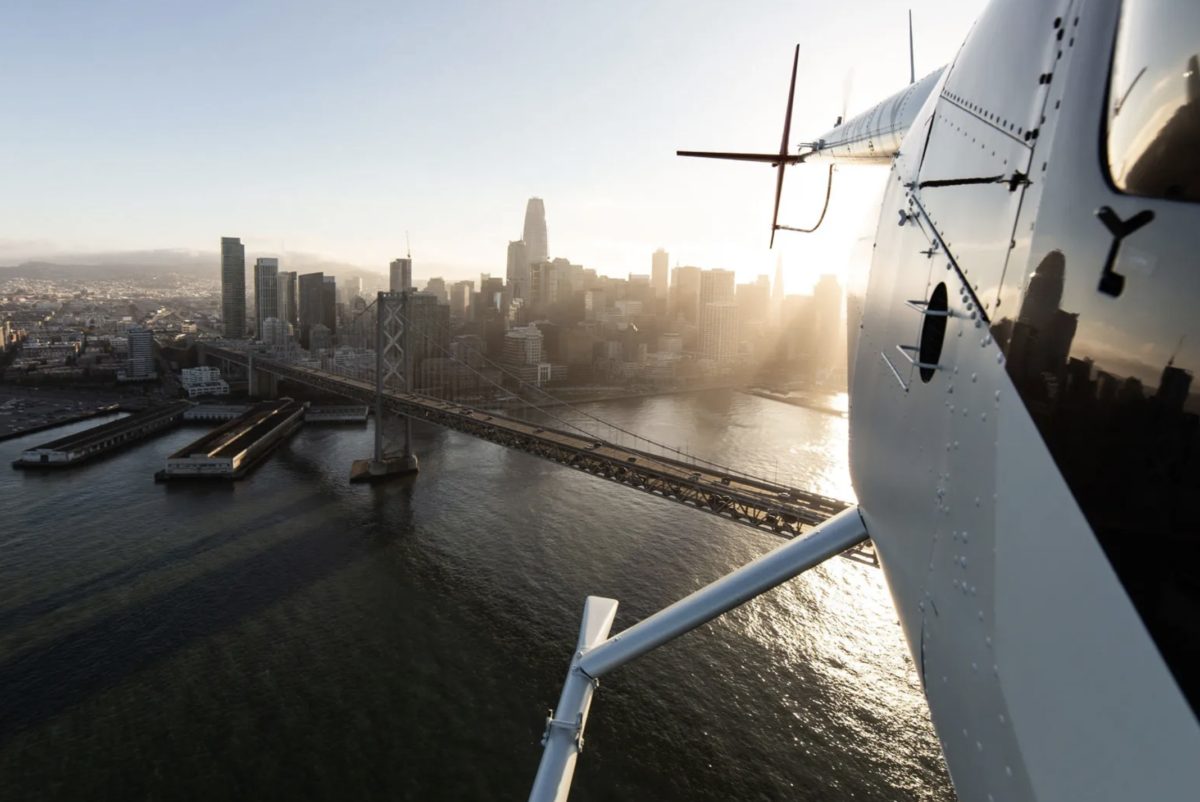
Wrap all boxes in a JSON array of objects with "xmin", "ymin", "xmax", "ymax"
[{"xmin": 208, "ymin": 347, "xmax": 852, "ymax": 538}]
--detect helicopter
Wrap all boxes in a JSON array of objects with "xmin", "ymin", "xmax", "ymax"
[{"xmin": 529, "ymin": 1, "xmax": 1200, "ymax": 799}]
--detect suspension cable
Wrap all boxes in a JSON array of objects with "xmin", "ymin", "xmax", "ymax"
[{"xmin": 402, "ymin": 309, "xmax": 788, "ymax": 486}]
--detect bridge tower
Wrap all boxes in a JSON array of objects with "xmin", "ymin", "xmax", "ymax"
[{"xmin": 352, "ymin": 290, "xmax": 419, "ymax": 480}]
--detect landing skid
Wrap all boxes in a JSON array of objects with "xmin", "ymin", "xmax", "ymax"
[{"xmin": 528, "ymin": 507, "xmax": 868, "ymax": 802}]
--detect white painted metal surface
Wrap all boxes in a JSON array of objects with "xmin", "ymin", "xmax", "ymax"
[
  {"xmin": 527, "ymin": 596, "xmax": 618, "ymax": 802},
  {"xmin": 847, "ymin": 1, "xmax": 1200, "ymax": 799},
  {"xmin": 528, "ymin": 508, "xmax": 867, "ymax": 802},
  {"xmin": 579, "ymin": 506, "xmax": 867, "ymax": 679},
  {"xmin": 533, "ymin": 1, "xmax": 1200, "ymax": 799}
]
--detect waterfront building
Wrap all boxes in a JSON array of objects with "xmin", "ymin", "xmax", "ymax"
[{"xmin": 180, "ymin": 365, "xmax": 230, "ymax": 397}]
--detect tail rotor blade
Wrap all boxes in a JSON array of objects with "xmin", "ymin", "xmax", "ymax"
[
  {"xmin": 779, "ymin": 45, "xmax": 799, "ymax": 160},
  {"xmin": 677, "ymin": 150, "xmax": 803, "ymax": 164},
  {"xmin": 771, "ymin": 45, "xmax": 800, "ymax": 248}
]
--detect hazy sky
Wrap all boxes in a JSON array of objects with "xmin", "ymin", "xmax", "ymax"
[{"xmin": 1, "ymin": 0, "xmax": 985, "ymax": 292}]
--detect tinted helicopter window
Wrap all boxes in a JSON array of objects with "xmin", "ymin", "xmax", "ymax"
[{"xmin": 1106, "ymin": 0, "xmax": 1200, "ymax": 203}]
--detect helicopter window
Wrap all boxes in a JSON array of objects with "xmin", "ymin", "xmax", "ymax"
[{"xmin": 1106, "ymin": 0, "xmax": 1200, "ymax": 202}]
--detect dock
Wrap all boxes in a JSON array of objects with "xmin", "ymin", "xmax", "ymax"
[
  {"xmin": 183, "ymin": 404, "xmax": 251, "ymax": 422},
  {"xmin": 156, "ymin": 399, "xmax": 307, "ymax": 481},
  {"xmin": 13, "ymin": 401, "xmax": 194, "ymax": 468}
]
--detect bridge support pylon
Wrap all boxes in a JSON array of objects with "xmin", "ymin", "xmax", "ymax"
[{"xmin": 350, "ymin": 289, "xmax": 419, "ymax": 483}]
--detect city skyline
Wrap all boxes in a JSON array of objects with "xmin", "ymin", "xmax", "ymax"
[{"xmin": 0, "ymin": 0, "xmax": 986, "ymax": 293}]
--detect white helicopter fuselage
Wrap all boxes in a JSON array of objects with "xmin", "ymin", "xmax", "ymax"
[
  {"xmin": 835, "ymin": 0, "xmax": 1200, "ymax": 799},
  {"xmin": 529, "ymin": 2, "xmax": 1200, "ymax": 799}
]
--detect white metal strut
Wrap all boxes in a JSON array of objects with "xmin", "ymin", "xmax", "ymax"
[{"xmin": 528, "ymin": 506, "xmax": 867, "ymax": 802}]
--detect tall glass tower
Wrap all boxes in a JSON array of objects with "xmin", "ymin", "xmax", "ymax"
[
  {"xmin": 221, "ymin": 237, "xmax": 246, "ymax": 339},
  {"xmin": 507, "ymin": 240, "xmax": 529, "ymax": 300},
  {"xmin": 254, "ymin": 257, "xmax": 279, "ymax": 335},
  {"xmin": 522, "ymin": 198, "xmax": 548, "ymax": 265}
]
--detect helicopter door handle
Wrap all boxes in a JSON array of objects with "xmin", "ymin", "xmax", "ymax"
[{"xmin": 1095, "ymin": 206, "xmax": 1155, "ymax": 298}]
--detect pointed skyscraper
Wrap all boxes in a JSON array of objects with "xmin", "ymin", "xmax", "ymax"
[{"xmin": 523, "ymin": 198, "xmax": 548, "ymax": 265}]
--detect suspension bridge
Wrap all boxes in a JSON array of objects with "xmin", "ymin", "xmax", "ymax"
[{"xmin": 199, "ymin": 291, "xmax": 861, "ymax": 545}]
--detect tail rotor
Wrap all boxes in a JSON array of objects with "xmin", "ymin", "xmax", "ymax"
[{"xmin": 677, "ymin": 44, "xmax": 807, "ymax": 248}]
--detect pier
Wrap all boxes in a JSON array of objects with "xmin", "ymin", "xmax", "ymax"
[
  {"xmin": 156, "ymin": 399, "xmax": 306, "ymax": 481},
  {"xmin": 13, "ymin": 401, "xmax": 194, "ymax": 468},
  {"xmin": 182, "ymin": 404, "xmax": 251, "ymax": 422}
]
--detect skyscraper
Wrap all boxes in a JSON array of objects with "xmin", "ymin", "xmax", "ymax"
[
  {"xmin": 504, "ymin": 326, "xmax": 544, "ymax": 366},
  {"xmin": 700, "ymin": 303, "xmax": 739, "ymax": 363},
  {"xmin": 277, "ymin": 271, "xmax": 298, "ymax": 327},
  {"xmin": 126, "ymin": 325, "xmax": 155, "ymax": 379},
  {"xmin": 298, "ymin": 272, "xmax": 325, "ymax": 349},
  {"xmin": 425, "ymin": 277, "xmax": 448, "ymax": 304},
  {"xmin": 407, "ymin": 292, "xmax": 451, "ymax": 366},
  {"xmin": 670, "ymin": 265, "xmax": 702, "ymax": 324},
  {"xmin": 507, "ymin": 240, "xmax": 530, "ymax": 300},
  {"xmin": 254, "ymin": 257, "xmax": 279, "ymax": 335},
  {"xmin": 390, "ymin": 258, "xmax": 412, "ymax": 293},
  {"xmin": 700, "ymin": 269, "xmax": 736, "ymax": 307},
  {"xmin": 322, "ymin": 276, "xmax": 337, "ymax": 336},
  {"xmin": 651, "ymin": 249, "xmax": 669, "ymax": 308},
  {"xmin": 450, "ymin": 281, "xmax": 474, "ymax": 321},
  {"xmin": 523, "ymin": 198, "xmax": 548, "ymax": 265},
  {"xmin": 220, "ymin": 237, "xmax": 246, "ymax": 339},
  {"xmin": 736, "ymin": 279, "xmax": 771, "ymax": 325},
  {"xmin": 530, "ymin": 260, "xmax": 570, "ymax": 315}
]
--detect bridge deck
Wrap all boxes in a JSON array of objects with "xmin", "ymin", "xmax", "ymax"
[{"xmin": 208, "ymin": 348, "xmax": 852, "ymax": 538}]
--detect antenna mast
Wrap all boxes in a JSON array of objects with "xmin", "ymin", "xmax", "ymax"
[
  {"xmin": 908, "ymin": 10, "xmax": 916, "ymax": 84},
  {"xmin": 406, "ymin": 231, "xmax": 411, "ymax": 259}
]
